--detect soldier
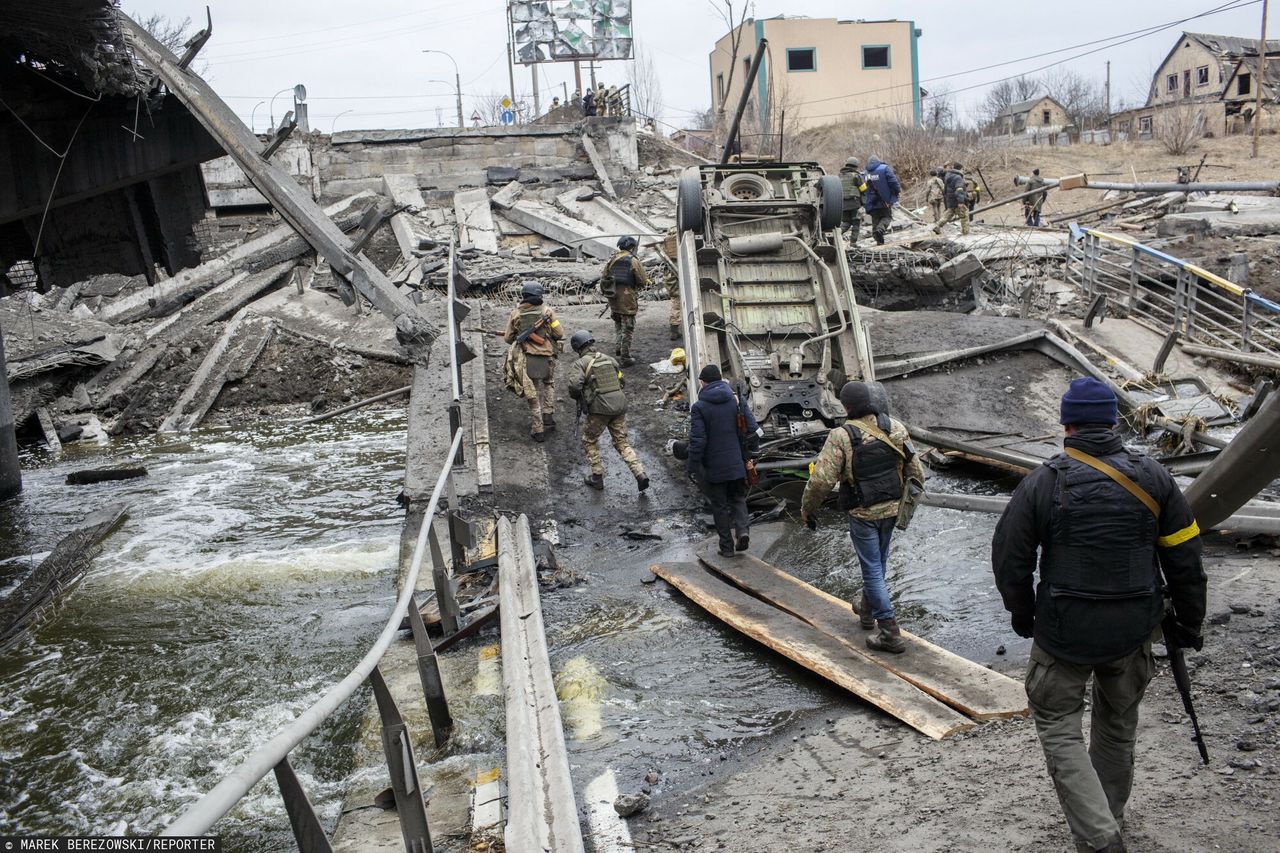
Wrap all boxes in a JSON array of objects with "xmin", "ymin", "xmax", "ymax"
[
  {"xmin": 933, "ymin": 162, "xmax": 971, "ymax": 236},
  {"xmin": 566, "ymin": 329, "xmax": 650, "ymax": 492},
  {"xmin": 800, "ymin": 381, "xmax": 925, "ymax": 653},
  {"xmin": 963, "ymin": 173, "xmax": 981, "ymax": 214},
  {"xmin": 582, "ymin": 87, "xmax": 596, "ymax": 117},
  {"xmin": 596, "ymin": 82, "xmax": 609, "ymax": 116},
  {"xmin": 503, "ymin": 280, "xmax": 565, "ymax": 443},
  {"xmin": 607, "ymin": 84, "xmax": 623, "ymax": 117},
  {"xmin": 1024, "ymin": 168, "xmax": 1049, "ymax": 227},
  {"xmin": 925, "ymin": 168, "xmax": 945, "ymax": 223},
  {"xmin": 600, "ymin": 235, "xmax": 649, "ymax": 367},
  {"xmin": 862, "ymin": 156, "xmax": 900, "ymax": 245},
  {"xmin": 570, "ymin": 89, "xmax": 582, "ymax": 109},
  {"xmin": 661, "ymin": 226, "xmax": 682, "ymax": 340},
  {"xmin": 992, "ymin": 378, "xmax": 1206, "ymax": 853},
  {"xmin": 837, "ymin": 157, "xmax": 867, "ymax": 244}
]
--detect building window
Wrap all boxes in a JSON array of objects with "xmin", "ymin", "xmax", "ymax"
[
  {"xmin": 786, "ymin": 47, "xmax": 816, "ymax": 72},
  {"xmin": 1239, "ymin": 73, "xmax": 1252, "ymax": 95},
  {"xmin": 717, "ymin": 73, "xmax": 725, "ymax": 106},
  {"xmin": 1042, "ymin": 110, "xmax": 1051, "ymax": 125},
  {"xmin": 861, "ymin": 45, "xmax": 891, "ymax": 69},
  {"xmin": 1139, "ymin": 116, "xmax": 1152, "ymax": 135},
  {"xmin": 1196, "ymin": 65, "xmax": 1210, "ymax": 86},
  {"xmin": 1166, "ymin": 73, "xmax": 1178, "ymax": 93}
]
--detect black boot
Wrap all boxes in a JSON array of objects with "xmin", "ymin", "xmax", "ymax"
[
  {"xmin": 531, "ymin": 430, "xmax": 545, "ymax": 443},
  {"xmin": 866, "ymin": 619, "xmax": 906, "ymax": 654},
  {"xmin": 620, "ymin": 355, "xmax": 636, "ymax": 367},
  {"xmin": 584, "ymin": 472, "xmax": 604, "ymax": 490},
  {"xmin": 855, "ymin": 593, "xmax": 875, "ymax": 630},
  {"xmin": 735, "ymin": 534, "xmax": 749, "ymax": 552},
  {"xmin": 670, "ymin": 325, "xmax": 681, "ymax": 340},
  {"xmin": 717, "ymin": 541, "xmax": 737, "ymax": 558},
  {"xmin": 542, "ymin": 412, "xmax": 556, "ymax": 431},
  {"xmin": 636, "ymin": 473, "xmax": 650, "ymax": 492}
]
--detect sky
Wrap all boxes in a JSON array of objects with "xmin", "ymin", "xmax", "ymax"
[{"xmin": 127, "ymin": 0, "xmax": 1275, "ymax": 134}]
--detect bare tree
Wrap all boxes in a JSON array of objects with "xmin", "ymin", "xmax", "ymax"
[
  {"xmin": 1043, "ymin": 67, "xmax": 1107, "ymax": 129},
  {"xmin": 1154, "ymin": 102, "xmax": 1205, "ymax": 154},
  {"xmin": 474, "ymin": 93, "xmax": 507, "ymax": 126},
  {"xmin": 979, "ymin": 75, "xmax": 1040, "ymax": 131},
  {"xmin": 627, "ymin": 42, "xmax": 663, "ymax": 122},
  {"xmin": 132, "ymin": 11, "xmax": 208, "ymax": 75},
  {"xmin": 923, "ymin": 85, "xmax": 956, "ymax": 132},
  {"xmin": 708, "ymin": 0, "xmax": 752, "ymax": 131}
]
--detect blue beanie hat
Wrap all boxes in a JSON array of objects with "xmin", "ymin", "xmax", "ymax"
[{"xmin": 1060, "ymin": 377, "xmax": 1118, "ymax": 426}]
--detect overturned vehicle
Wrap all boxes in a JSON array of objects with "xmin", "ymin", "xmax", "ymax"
[{"xmin": 674, "ymin": 161, "xmax": 875, "ymax": 473}]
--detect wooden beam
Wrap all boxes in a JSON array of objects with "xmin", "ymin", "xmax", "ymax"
[
  {"xmin": 696, "ymin": 549, "xmax": 1027, "ymax": 721},
  {"xmin": 651, "ymin": 561, "xmax": 973, "ymax": 740}
]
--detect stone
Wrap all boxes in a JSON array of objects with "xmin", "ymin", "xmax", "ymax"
[
  {"xmin": 936, "ymin": 252, "xmax": 986, "ymax": 288},
  {"xmin": 613, "ymin": 792, "xmax": 650, "ymax": 818}
]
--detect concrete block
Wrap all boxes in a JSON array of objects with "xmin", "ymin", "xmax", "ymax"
[
  {"xmin": 937, "ymin": 252, "xmax": 986, "ymax": 288},
  {"xmin": 487, "ymin": 166, "xmax": 520, "ymax": 184},
  {"xmin": 491, "ymin": 181, "xmax": 524, "ymax": 210},
  {"xmin": 454, "ymin": 188, "xmax": 499, "ymax": 254}
]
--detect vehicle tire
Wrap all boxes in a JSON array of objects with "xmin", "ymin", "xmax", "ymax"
[
  {"xmin": 818, "ymin": 175, "xmax": 844, "ymax": 232},
  {"xmin": 678, "ymin": 172, "xmax": 705, "ymax": 233}
]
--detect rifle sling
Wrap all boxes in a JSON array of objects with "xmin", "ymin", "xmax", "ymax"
[{"xmin": 1063, "ymin": 447, "xmax": 1160, "ymax": 518}]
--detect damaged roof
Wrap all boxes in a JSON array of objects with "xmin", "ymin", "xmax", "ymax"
[
  {"xmin": 0, "ymin": 0, "xmax": 147, "ymax": 96},
  {"xmin": 1183, "ymin": 31, "xmax": 1280, "ymax": 59}
]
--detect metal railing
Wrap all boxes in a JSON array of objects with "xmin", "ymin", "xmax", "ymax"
[
  {"xmin": 1066, "ymin": 224, "xmax": 1280, "ymax": 359},
  {"xmin": 162, "ymin": 240, "xmax": 470, "ymax": 851}
]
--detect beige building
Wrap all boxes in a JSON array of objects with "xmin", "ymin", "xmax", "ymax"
[
  {"xmin": 708, "ymin": 16, "xmax": 922, "ymax": 135},
  {"xmin": 987, "ymin": 96, "xmax": 1071, "ymax": 136}
]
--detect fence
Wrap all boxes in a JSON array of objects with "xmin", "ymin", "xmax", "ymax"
[
  {"xmin": 161, "ymin": 238, "xmax": 469, "ymax": 851},
  {"xmin": 1066, "ymin": 225, "xmax": 1280, "ymax": 358}
]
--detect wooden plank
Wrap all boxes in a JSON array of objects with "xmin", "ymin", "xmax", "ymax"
[
  {"xmin": 499, "ymin": 515, "xmax": 585, "ymax": 853},
  {"xmin": 696, "ymin": 549, "xmax": 1027, "ymax": 721},
  {"xmin": 652, "ymin": 562, "xmax": 972, "ymax": 740}
]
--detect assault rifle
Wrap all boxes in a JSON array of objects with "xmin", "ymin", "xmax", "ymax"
[
  {"xmin": 1163, "ymin": 613, "xmax": 1210, "ymax": 765},
  {"xmin": 515, "ymin": 314, "xmax": 550, "ymax": 347}
]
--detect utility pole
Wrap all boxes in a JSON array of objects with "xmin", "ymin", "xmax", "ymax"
[
  {"xmin": 1105, "ymin": 61, "xmax": 1111, "ymax": 117},
  {"xmin": 1255, "ymin": 0, "xmax": 1270, "ymax": 158},
  {"xmin": 573, "ymin": 60, "xmax": 583, "ymax": 95},
  {"xmin": 531, "ymin": 63, "xmax": 541, "ymax": 116},
  {"xmin": 0, "ymin": 319, "xmax": 22, "ymax": 500},
  {"xmin": 507, "ymin": 42, "xmax": 518, "ymax": 118}
]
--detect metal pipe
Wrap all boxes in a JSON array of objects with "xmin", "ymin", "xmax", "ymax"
[
  {"xmin": 297, "ymin": 385, "xmax": 411, "ymax": 425},
  {"xmin": 971, "ymin": 183, "xmax": 1058, "ymax": 216},
  {"xmin": 1180, "ymin": 342, "xmax": 1280, "ymax": 371},
  {"xmin": 1083, "ymin": 180, "xmax": 1280, "ymax": 194},
  {"xmin": 0, "ymin": 319, "xmax": 20, "ymax": 499},
  {"xmin": 1184, "ymin": 391, "xmax": 1280, "ymax": 529},
  {"xmin": 721, "ymin": 38, "xmax": 768, "ymax": 164}
]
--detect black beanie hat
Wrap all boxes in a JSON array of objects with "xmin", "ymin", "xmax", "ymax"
[
  {"xmin": 840, "ymin": 381, "xmax": 878, "ymax": 417},
  {"xmin": 699, "ymin": 364, "xmax": 722, "ymax": 383}
]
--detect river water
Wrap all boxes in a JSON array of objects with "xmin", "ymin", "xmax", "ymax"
[{"xmin": 0, "ymin": 411, "xmax": 409, "ymax": 846}]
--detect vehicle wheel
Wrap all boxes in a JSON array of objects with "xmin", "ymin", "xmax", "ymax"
[
  {"xmin": 678, "ymin": 171, "xmax": 705, "ymax": 233},
  {"xmin": 818, "ymin": 175, "xmax": 844, "ymax": 232}
]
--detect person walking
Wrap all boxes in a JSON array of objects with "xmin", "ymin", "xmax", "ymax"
[
  {"xmin": 800, "ymin": 381, "xmax": 924, "ymax": 652},
  {"xmin": 687, "ymin": 364, "xmax": 760, "ymax": 558},
  {"xmin": 661, "ymin": 227, "xmax": 682, "ymax": 340},
  {"xmin": 992, "ymin": 378, "xmax": 1206, "ymax": 853},
  {"xmin": 963, "ymin": 173, "xmax": 981, "ymax": 214},
  {"xmin": 503, "ymin": 281, "xmax": 564, "ymax": 443},
  {"xmin": 566, "ymin": 330, "xmax": 649, "ymax": 492},
  {"xmin": 838, "ymin": 157, "xmax": 867, "ymax": 244},
  {"xmin": 600, "ymin": 235, "xmax": 649, "ymax": 367},
  {"xmin": 925, "ymin": 168, "xmax": 945, "ymax": 223},
  {"xmin": 933, "ymin": 162, "xmax": 971, "ymax": 236},
  {"xmin": 862, "ymin": 156, "xmax": 901, "ymax": 245},
  {"xmin": 1024, "ymin": 168, "xmax": 1049, "ymax": 226}
]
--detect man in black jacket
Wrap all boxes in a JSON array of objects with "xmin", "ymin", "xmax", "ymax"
[
  {"xmin": 992, "ymin": 378, "xmax": 1206, "ymax": 853},
  {"xmin": 932, "ymin": 162, "xmax": 971, "ymax": 236},
  {"xmin": 688, "ymin": 364, "xmax": 760, "ymax": 558}
]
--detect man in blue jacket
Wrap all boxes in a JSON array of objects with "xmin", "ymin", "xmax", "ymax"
[
  {"xmin": 688, "ymin": 364, "xmax": 760, "ymax": 558},
  {"xmin": 863, "ymin": 156, "xmax": 901, "ymax": 245}
]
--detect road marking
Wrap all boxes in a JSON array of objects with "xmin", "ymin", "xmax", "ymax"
[
  {"xmin": 475, "ymin": 643, "xmax": 501, "ymax": 695},
  {"xmin": 583, "ymin": 767, "xmax": 633, "ymax": 852},
  {"xmin": 555, "ymin": 655, "xmax": 605, "ymax": 741}
]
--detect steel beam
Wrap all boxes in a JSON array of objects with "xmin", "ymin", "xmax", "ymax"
[{"xmin": 1184, "ymin": 392, "xmax": 1280, "ymax": 530}]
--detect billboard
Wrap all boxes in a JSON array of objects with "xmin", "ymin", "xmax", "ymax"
[{"xmin": 509, "ymin": 1, "xmax": 633, "ymax": 65}]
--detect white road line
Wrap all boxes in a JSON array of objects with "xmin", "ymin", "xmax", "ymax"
[{"xmin": 582, "ymin": 767, "xmax": 633, "ymax": 853}]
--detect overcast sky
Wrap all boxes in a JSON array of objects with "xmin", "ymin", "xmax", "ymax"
[{"xmin": 129, "ymin": 0, "xmax": 1272, "ymax": 133}]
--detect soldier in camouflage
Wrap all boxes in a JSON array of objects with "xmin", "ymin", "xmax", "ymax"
[
  {"xmin": 601, "ymin": 235, "xmax": 649, "ymax": 366},
  {"xmin": 566, "ymin": 329, "xmax": 649, "ymax": 492},
  {"xmin": 800, "ymin": 381, "xmax": 925, "ymax": 653},
  {"xmin": 838, "ymin": 157, "xmax": 867, "ymax": 244},
  {"xmin": 661, "ymin": 227, "xmax": 682, "ymax": 340},
  {"xmin": 503, "ymin": 281, "xmax": 565, "ymax": 443}
]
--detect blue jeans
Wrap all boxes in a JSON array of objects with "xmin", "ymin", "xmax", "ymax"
[{"xmin": 848, "ymin": 517, "xmax": 897, "ymax": 621}]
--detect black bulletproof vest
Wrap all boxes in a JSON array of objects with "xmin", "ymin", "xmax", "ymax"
[
  {"xmin": 842, "ymin": 425, "xmax": 903, "ymax": 508},
  {"xmin": 1040, "ymin": 454, "xmax": 1159, "ymax": 599},
  {"xmin": 609, "ymin": 254, "xmax": 636, "ymax": 286}
]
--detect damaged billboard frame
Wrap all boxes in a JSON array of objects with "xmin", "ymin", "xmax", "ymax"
[{"xmin": 508, "ymin": 0, "xmax": 633, "ymax": 65}]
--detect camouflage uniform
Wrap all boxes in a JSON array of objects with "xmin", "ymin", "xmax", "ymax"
[
  {"xmin": 838, "ymin": 165, "xmax": 867, "ymax": 242},
  {"xmin": 661, "ymin": 228, "xmax": 682, "ymax": 335},
  {"xmin": 566, "ymin": 346, "xmax": 646, "ymax": 479},
  {"xmin": 601, "ymin": 249, "xmax": 649, "ymax": 362},
  {"xmin": 963, "ymin": 176, "xmax": 981, "ymax": 212},
  {"xmin": 925, "ymin": 173, "xmax": 945, "ymax": 222},
  {"xmin": 1024, "ymin": 175, "xmax": 1048, "ymax": 226},
  {"xmin": 504, "ymin": 301, "xmax": 565, "ymax": 435}
]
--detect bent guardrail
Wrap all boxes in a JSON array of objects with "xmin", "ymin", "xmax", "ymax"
[
  {"xmin": 1067, "ymin": 224, "xmax": 1280, "ymax": 359},
  {"xmin": 163, "ymin": 240, "xmax": 470, "ymax": 852}
]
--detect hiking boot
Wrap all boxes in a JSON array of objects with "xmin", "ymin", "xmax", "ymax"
[
  {"xmin": 636, "ymin": 473, "xmax": 650, "ymax": 492},
  {"xmin": 717, "ymin": 543, "xmax": 738, "ymax": 558},
  {"xmin": 1096, "ymin": 840, "xmax": 1127, "ymax": 853},
  {"xmin": 670, "ymin": 325, "xmax": 681, "ymax": 340},
  {"xmin": 735, "ymin": 535, "xmax": 750, "ymax": 552},
  {"xmin": 531, "ymin": 430, "xmax": 546, "ymax": 443},
  {"xmin": 855, "ymin": 593, "xmax": 875, "ymax": 630},
  {"xmin": 620, "ymin": 355, "xmax": 636, "ymax": 368},
  {"xmin": 584, "ymin": 472, "xmax": 604, "ymax": 490},
  {"xmin": 542, "ymin": 412, "xmax": 556, "ymax": 430},
  {"xmin": 866, "ymin": 619, "xmax": 906, "ymax": 654}
]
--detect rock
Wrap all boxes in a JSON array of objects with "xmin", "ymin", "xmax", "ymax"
[
  {"xmin": 614, "ymin": 792, "xmax": 650, "ymax": 818},
  {"xmin": 996, "ymin": 644, "xmax": 1007, "ymax": 655},
  {"xmin": 1228, "ymin": 757, "xmax": 1260, "ymax": 771},
  {"xmin": 1229, "ymin": 603, "xmax": 1253, "ymax": 614},
  {"xmin": 1237, "ymin": 738, "xmax": 1259, "ymax": 752},
  {"xmin": 1208, "ymin": 610, "xmax": 1233, "ymax": 626},
  {"xmin": 644, "ymin": 770, "xmax": 660, "ymax": 785}
]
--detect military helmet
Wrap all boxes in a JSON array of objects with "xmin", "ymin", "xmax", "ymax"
[
  {"xmin": 520, "ymin": 281, "xmax": 544, "ymax": 301},
  {"xmin": 839, "ymin": 380, "xmax": 888, "ymax": 418},
  {"xmin": 617, "ymin": 235, "xmax": 638, "ymax": 251},
  {"xmin": 570, "ymin": 329, "xmax": 595, "ymax": 352},
  {"xmin": 845, "ymin": 156, "xmax": 860, "ymax": 168}
]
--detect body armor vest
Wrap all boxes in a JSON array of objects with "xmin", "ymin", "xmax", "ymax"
[
  {"xmin": 609, "ymin": 254, "xmax": 636, "ymax": 287},
  {"xmin": 1040, "ymin": 454, "xmax": 1159, "ymax": 599},
  {"xmin": 515, "ymin": 307, "xmax": 545, "ymax": 334},
  {"xmin": 840, "ymin": 424, "xmax": 903, "ymax": 508}
]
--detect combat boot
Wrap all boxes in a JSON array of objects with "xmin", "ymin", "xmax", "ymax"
[
  {"xmin": 636, "ymin": 473, "xmax": 650, "ymax": 492},
  {"xmin": 620, "ymin": 354, "xmax": 636, "ymax": 368},
  {"xmin": 669, "ymin": 325, "xmax": 681, "ymax": 340},
  {"xmin": 1096, "ymin": 840, "xmax": 1126, "ymax": 853},
  {"xmin": 531, "ymin": 430, "xmax": 545, "ymax": 443},
  {"xmin": 584, "ymin": 472, "xmax": 604, "ymax": 490},
  {"xmin": 855, "ymin": 593, "xmax": 875, "ymax": 630},
  {"xmin": 866, "ymin": 619, "xmax": 906, "ymax": 654},
  {"xmin": 542, "ymin": 412, "xmax": 557, "ymax": 431}
]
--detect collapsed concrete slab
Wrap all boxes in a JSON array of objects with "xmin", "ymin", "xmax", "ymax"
[
  {"xmin": 554, "ymin": 189, "xmax": 658, "ymax": 248},
  {"xmin": 1157, "ymin": 206, "xmax": 1280, "ymax": 238},
  {"xmin": 381, "ymin": 174, "xmax": 427, "ymax": 261},
  {"xmin": 500, "ymin": 200, "xmax": 616, "ymax": 260},
  {"xmin": 157, "ymin": 309, "xmax": 275, "ymax": 433},
  {"xmin": 454, "ymin": 189, "xmax": 500, "ymax": 253}
]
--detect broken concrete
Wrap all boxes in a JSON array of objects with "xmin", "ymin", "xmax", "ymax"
[
  {"xmin": 454, "ymin": 188, "xmax": 500, "ymax": 253},
  {"xmin": 381, "ymin": 174, "xmax": 428, "ymax": 261}
]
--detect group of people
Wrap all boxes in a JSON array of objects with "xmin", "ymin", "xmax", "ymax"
[
  {"xmin": 837, "ymin": 156, "xmax": 901, "ymax": 245},
  {"xmin": 561, "ymin": 83, "xmax": 624, "ymax": 118}
]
